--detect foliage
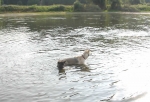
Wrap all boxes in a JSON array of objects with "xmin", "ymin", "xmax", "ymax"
[
  {"xmin": 73, "ymin": 0, "xmax": 102, "ymax": 12},
  {"xmin": 145, "ymin": 0, "xmax": 150, "ymax": 2},
  {"xmin": 110, "ymin": 0, "xmax": 122, "ymax": 10},
  {"xmin": 27, "ymin": 0, "xmax": 40, "ymax": 5},
  {"xmin": 0, "ymin": 5, "xmax": 73, "ymax": 12},
  {"xmin": 121, "ymin": 5, "xmax": 139, "ymax": 12},
  {"xmin": 0, "ymin": 5, "xmax": 25, "ymax": 12},
  {"xmin": 130, "ymin": 0, "xmax": 141, "ymax": 4},
  {"xmin": 73, "ymin": 0, "xmax": 84, "ymax": 11},
  {"xmin": 64, "ymin": 5, "xmax": 73, "ymax": 12},
  {"xmin": 17, "ymin": 0, "xmax": 22, "ymax": 5},
  {"xmin": 48, "ymin": 5, "xmax": 65, "ymax": 11},
  {"xmin": 121, "ymin": 0, "xmax": 130, "ymax": 4},
  {"xmin": 2, "ymin": 0, "xmax": 87, "ymax": 5},
  {"xmin": 132, "ymin": 4, "xmax": 150, "ymax": 11},
  {"xmin": 92, "ymin": 0, "xmax": 107, "ymax": 10},
  {"xmin": 147, "ymin": 3, "xmax": 150, "ymax": 5},
  {"xmin": 84, "ymin": 4, "xmax": 102, "ymax": 12},
  {"xmin": 129, "ymin": 0, "xmax": 145, "ymax": 4}
]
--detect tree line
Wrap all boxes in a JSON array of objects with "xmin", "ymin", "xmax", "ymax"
[
  {"xmin": 0, "ymin": 0, "xmax": 150, "ymax": 10},
  {"xmin": 0, "ymin": 0, "xmax": 86, "ymax": 5},
  {"xmin": 92, "ymin": 0, "xmax": 150, "ymax": 10},
  {"xmin": 1, "ymin": 0, "xmax": 150, "ymax": 6}
]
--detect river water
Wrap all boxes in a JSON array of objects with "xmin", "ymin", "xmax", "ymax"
[{"xmin": 0, "ymin": 12, "xmax": 150, "ymax": 102}]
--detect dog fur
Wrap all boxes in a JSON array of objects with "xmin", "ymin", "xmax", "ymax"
[{"xmin": 57, "ymin": 50, "xmax": 90, "ymax": 70}]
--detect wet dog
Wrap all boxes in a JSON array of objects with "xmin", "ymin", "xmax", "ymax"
[{"xmin": 57, "ymin": 50, "xmax": 90, "ymax": 70}]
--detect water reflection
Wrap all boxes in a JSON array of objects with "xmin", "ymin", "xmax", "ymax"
[
  {"xmin": 59, "ymin": 64, "xmax": 90, "ymax": 74},
  {"xmin": 1, "ymin": 13, "xmax": 150, "ymax": 31},
  {"xmin": 0, "ymin": 13, "xmax": 150, "ymax": 102}
]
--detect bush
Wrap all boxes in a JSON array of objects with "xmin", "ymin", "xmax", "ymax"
[
  {"xmin": 48, "ymin": 5, "xmax": 65, "ymax": 11},
  {"xmin": 110, "ymin": 0, "xmax": 122, "ymax": 10},
  {"xmin": 84, "ymin": 4, "xmax": 102, "ymax": 12},
  {"xmin": 147, "ymin": 3, "xmax": 150, "ymax": 6},
  {"xmin": 27, "ymin": 5, "xmax": 37, "ymax": 12},
  {"xmin": 121, "ymin": 5, "xmax": 140, "ymax": 12},
  {"xmin": 0, "ymin": 5, "xmax": 27, "ymax": 12},
  {"xmin": 73, "ymin": 0, "xmax": 84, "ymax": 12},
  {"xmin": 0, "ymin": 5, "xmax": 73, "ymax": 12},
  {"xmin": 27, "ymin": 0, "xmax": 40, "ymax": 5},
  {"xmin": 133, "ymin": 4, "xmax": 150, "ymax": 11},
  {"xmin": 65, "ymin": 6, "xmax": 73, "ymax": 12},
  {"xmin": 3, "ymin": 5, "xmax": 18, "ymax": 11}
]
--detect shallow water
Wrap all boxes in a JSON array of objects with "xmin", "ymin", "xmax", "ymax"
[{"xmin": 0, "ymin": 12, "xmax": 150, "ymax": 102}]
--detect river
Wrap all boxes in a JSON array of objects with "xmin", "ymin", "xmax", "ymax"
[{"xmin": 0, "ymin": 12, "xmax": 150, "ymax": 102}]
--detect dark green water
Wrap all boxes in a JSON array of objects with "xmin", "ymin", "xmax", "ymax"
[{"xmin": 0, "ymin": 12, "xmax": 150, "ymax": 102}]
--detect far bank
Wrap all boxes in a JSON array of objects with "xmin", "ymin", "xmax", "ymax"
[{"xmin": 0, "ymin": 4, "xmax": 150, "ymax": 13}]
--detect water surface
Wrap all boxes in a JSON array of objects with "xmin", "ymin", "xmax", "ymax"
[{"xmin": 0, "ymin": 12, "xmax": 150, "ymax": 102}]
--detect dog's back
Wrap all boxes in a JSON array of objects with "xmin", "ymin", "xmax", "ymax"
[{"xmin": 63, "ymin": 57, "xmax": 79, "ymax": 65}]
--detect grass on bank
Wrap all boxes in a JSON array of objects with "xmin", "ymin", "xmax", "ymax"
[
  {"xmin": 0, "ymin": 4, "xmax": 150, "ymax": 13},
  {"xmin": 0, "ymin": 5, "xmax": 73, "ymax": 13},
  {"xmin": 107, "ymin": 4, "xmax": 150, "ymax": 12},
  {"xmin": 0, "ymin": 4, "xmax": 101, "ymax": 13},
  {"xmin": 132, "ymin": 4, "xmax": 150, "ymax": 11}
]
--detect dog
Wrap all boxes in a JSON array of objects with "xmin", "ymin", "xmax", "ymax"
[{"xmin": 57, "ymin": 49, "xmax": 90, "ymax": 70}]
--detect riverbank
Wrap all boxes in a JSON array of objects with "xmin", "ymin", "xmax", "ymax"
[
  {"xmin": 1, "ymin": 12, "xmax": 150, "ymax": 18},
  {"xmin": 0, "ymin": 12, "xmax": 69, "ymax": 17},
  {"xmin": 0, "ymin": 4, "xmax": 150, "ymax": 13},
  {"xmin": 0, "ymin": 5, "xmax": 73, "ymax": 13},
  {"xmin": 132, "ymin": 4, "xmax": 150, "ymax": 11}
]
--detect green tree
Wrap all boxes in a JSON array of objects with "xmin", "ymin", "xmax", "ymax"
[
  {"xmin": 130, "ymin": 0, "xmax": 142, "ymax": 4},
  {"xmin": 4, "ymin": 0, "xmax": 18, "ymax": 5},
  {"xmin": 73, "ymin": 0, "xmax": 84, "ymax": 11},
  {"xmin": 0, "ymin": 0, "xmax": 4, "ymax": 5},
  {"xmin": 17, "ymin": 0, "xmax": 22, "ymax": 5},
  {"xmin": 141, "ymin": 0, "xmax": 145, "ymax": 3},
  {"xmin": 21, "ymin": 0, "xmax": 28, "ymax": 5},
  {"xmin": 27, "ymin": 0, "xmax": 40, "ymax": 5},
  {"xmin": 145, "ymin": 0, "xmax": 150, "ymax": 2},
  {"xmin": 40, "ymin": 0, "xmax": 44, "ymax": 5},
  {"xmin": 110, "ymin": 0, "xmax": 122, "ymax": 10},
  {"xmin": 122, "ymin": 0, "xmax": 130, "ymax": 4},
  {"xmin": 92, "ymin": 0, "xmax": 107, "ymax": 10}
]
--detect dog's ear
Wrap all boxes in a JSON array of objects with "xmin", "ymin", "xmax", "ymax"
[
  {"xmin": 85, "ymin": 49, "xmax": 90, "ymax": 52},
  {"xmin": 88, "ymin": 49, "xmax": 90, "ymax": 52},
  {"xmin": 84, "ymin": 49, "xmax": 90, "ymax": 54}
]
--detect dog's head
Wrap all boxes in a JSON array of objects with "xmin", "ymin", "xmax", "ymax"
[
  {"xmin": 83, "ymin": 49, "xmax": 90, "ymax": 59},
  {"xmin": 57, "ymin": 61, "xmax": 66, "ymax": 70}
]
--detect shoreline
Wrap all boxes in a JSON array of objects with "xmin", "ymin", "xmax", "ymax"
[
  {"xmin": 0, "ymin": 4, "xmax": 150, "ymax": 15},
  {"xmin": 0, "ymin": 12, "xmax": 68, "ymax": 17},
  {"xmin": 1, "ymin": 12, "xmax": 150, "ymax": 17}
]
